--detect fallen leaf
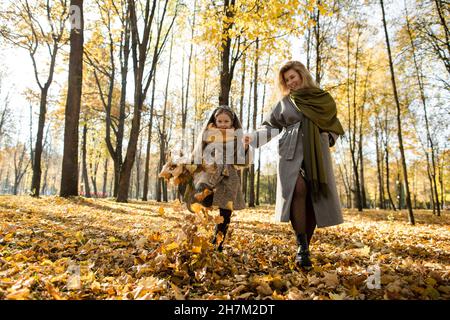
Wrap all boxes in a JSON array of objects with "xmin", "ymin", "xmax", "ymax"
[
  {"xmin": 329, "ymin": 292, "xmax": 346, "ymax": 300},
  {"xmin": 170, "ymin": 283, "xmax": 185, "ymax": 300},
  {"xmin": 256, "ymin": 282, "xmax": 273, "ymax": 296},
  {"xmin": 323, "ymin": 272, "xmax": 340, "ymax": 287}
]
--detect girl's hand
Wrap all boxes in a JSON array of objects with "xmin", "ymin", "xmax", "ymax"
[{"xmin": 242, "ymin": 134, "xmax": 253, "ymax": 148}]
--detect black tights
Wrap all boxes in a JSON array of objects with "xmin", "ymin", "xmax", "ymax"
[
  {"xmin": 218, "ymin": 208, "xmax": 232, "ymax": 230},
  {"xmin": 290, "ymin": 174, "xmax": 316, "ymax": 244},
  {"xmin": 203, "ymin": 194, "xmax": 232, "ymax": 232}
]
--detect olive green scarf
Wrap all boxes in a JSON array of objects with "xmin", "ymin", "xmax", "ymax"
[{"xmin": 290, "ymin": 88, "xmax": 344, "ymax": 199}]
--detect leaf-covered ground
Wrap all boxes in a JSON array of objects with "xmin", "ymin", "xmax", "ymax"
[{"xmin": 0, "ymin": 195, "xmax": 448, "ymax": 300}]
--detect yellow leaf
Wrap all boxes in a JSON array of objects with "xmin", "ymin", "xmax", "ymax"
[
  {"xmin": 45, "ymin": 282, "xmax": 63, "ymax": 300},
  {"xmin": 4, "ymin": 233, "xmax": 14, "ymax": 241},
  {"xmin": 148, "ymin": 232, "xmax": 162, "ymax": 242},
  {"xmin": 108, "ymin": 236, "xmax": 119, "ymax": 243},
  {"xmin": 191, "ymin": 246, "xmax": 202, "ymax": 254},
  {"xmin": 90, "ymin": 281, "xmax": 101, "ymax": 292},
  {"xmin": 75, "ymin": 231, "xmax": 86, "ymax": 244},
  {"xmin": 165, "ymin": 242, "xmax": 179, "ymax": 251},
  {"xmin": 6, "ymin": 288, "xmax": 30, "ymax": 300},
  {"xmin": 424, "ymin": 287, "xmax": 440, "ymax": 299},
  {"xmin": 348, "ymin": 285, "xmax": 359, "ymax": 298},
  {"xmin": 329, "ymin": 292, "xmax": 346, "ymax": 300},
  {"xmin": 214, "ymin": 215, "xmax": 224, "ymax": 224},
  {"xmin": 190, "ymin": 203, "xmax": 203, "ymax": 213},
  {"xmin": 425, "ymin": 277, "xmax": 437, "ymax": 287},
  {"xmin": 358, "ymin": 246, "xmax": 371, "ymax": 256},
  {"xmin": 158, "ymin": 207, "xmax": 165, "ymax": 215}
]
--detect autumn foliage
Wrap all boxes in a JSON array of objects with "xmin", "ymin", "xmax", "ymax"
[{"xmin": 0, "ymin": 196, "xmax": 448, "ymax": 300}]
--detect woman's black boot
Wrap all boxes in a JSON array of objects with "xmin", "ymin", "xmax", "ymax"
[{"xmin": 295, "ymin": 233, "xmax": 312, "ymax": 269}]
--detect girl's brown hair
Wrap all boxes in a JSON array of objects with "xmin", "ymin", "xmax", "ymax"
[
  {"xmin": 213, "ymin": 106, "xmax": 234, "ymax": 123},
  {"xmin": 278, "ymin": 60, "xmax": 319, "ymax": 96}
]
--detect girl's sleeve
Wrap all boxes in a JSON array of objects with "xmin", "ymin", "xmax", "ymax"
[{"xmin": 250, "ymin": 102, "xmax": 283, "ymax": 149}]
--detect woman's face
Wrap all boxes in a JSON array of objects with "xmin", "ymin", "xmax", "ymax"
[
  {"xmin": 283, "ymin": 69, "xmax": 303, "ymax": 92},
  {"xmin": 215, "ymin": 112, "xmax": 233, "ymax": 129}
]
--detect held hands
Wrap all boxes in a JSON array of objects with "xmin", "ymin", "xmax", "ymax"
[{"xmin": 242, "ymin": 134, "xmax": 253, "ymax": 149}]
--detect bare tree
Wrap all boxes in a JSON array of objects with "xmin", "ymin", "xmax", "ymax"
[
  {"xmin": 81, "ymin": 120, "xmax": 91, "ymax": 197},
  {"xmin": 117, "ymin": 0, "xmax": 178, "ymax": 202},
  {"xmin": 380, "ymin": 0, "xmax": 414, "ymax": 224},
  {"xmin": 85, "ymin": 0, "xmax": 131, "ymax": 197},
  {"xmin": 404, "ymin": 1, "xmax": 440, "ymax": 215},
  {"xmin": 13, "ymin": 143, "xmax": 30, "ymax": 195},
  {"xmin": 1, "ymin": 0, "xmax": 69, "ymax": 197},
  {"xmin": 60, "ymin": 0, "xmax": 84, "ymax": 197}
]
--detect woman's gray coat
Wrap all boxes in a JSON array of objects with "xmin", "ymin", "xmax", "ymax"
[{"xmin": 251, "ymin": 96, "xmax": 343, "ymax": 227}]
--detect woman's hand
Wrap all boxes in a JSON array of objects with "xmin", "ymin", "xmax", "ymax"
[{"xmin": 242, "ymin": 134, "xmax": 253, "ymax": 149}]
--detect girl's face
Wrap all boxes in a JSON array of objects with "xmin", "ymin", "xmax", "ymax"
[
  {"xmin": 284, "ymin": 69, "xmax": 303, "ymax": 92},
  {"xmin": 215, "ymin": 112, "xmax": 233, "ymax": 129}
]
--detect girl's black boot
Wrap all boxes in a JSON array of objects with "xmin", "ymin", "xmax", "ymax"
[{"xmin": 211, "ymin": 224, "xmax": 229, "ymax": 252}]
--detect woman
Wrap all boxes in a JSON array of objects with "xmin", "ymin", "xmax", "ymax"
[{"xmin": 243, "ymin": 61, "xmax": 344, "ymax": 269}]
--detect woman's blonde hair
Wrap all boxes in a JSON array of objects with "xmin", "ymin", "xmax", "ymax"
[{"xmin": 278, "ymin": 60, "xmax": 319, "ymax": 95}]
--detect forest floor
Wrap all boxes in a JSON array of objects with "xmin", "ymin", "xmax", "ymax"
[{"xmin": 0, "ymin": 195, "xmax": 449, "ymax": 300}]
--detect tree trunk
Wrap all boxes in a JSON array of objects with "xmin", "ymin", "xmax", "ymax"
[
  {"xmin": 346, "ymin": 26, "xmax": 362, "ymax": 211},
  {"xmin": 438, "ymin": 155, "xmax": 444, "ymax": 212},
  {"xmin": 358, "ymin": 60, "xmax": 370, "ymax": 208},
  {"xmin": 256, "ymin": 56, "xmax": 270, "ymax": 206},
  {"xmin": 306, "ymin": 20, "xmax": 312, "ymax": 70},
  {"xmin": 248, "ymin": 39, "xmax": 259, "ymax": 208},
  {"xmin": 117, "ymin": 0, "xmax": 154, "ymax": 203},
  {"xmin": 384, "ymin": 134, "xmax": 396, "ymax": 211},
  {"xmin": 13, "ymin": 145, "xmax": 28, "ymax": 195},
  {"xmin": 90, "ymin": 159, "xmax": 99, "ymax": 197},
  {"xmin": 219, "ymin": 0, "xmax": 236, "ymax": 106},
  {"xmin": 375, "ymin": 117, "xmax": 385, "ymax": 209},
  {"xmin": 31, "ymin": 88, "xmax": 49, "ymax": 197},
  {"xmin": 117, "ymin": 0, "xmax": 175, "ymax": 202},
  {"xmin": 60, "ymin": 0, "xmax": 84, "ymax": 197},
  {"xmin": 239, "ymin": 52, "xmax": 246, "ymax": 123},
  {"xmin": 181, "ymin": 0, "xmax": 197, "ymax": 151},
  {"xmin": 135, "ymin": 136, "xmax": 142, "ymax": 199},
  {"xmin": 404, "ymin": 3, "xmax": 441, "ymax": 215},
  {"xmin": 314, "ymin": 3, "xmax": 322, "ymax": 85},
  {"xmin": 380, "ymin": 0, "xmax": 414, "ymax": 224},
  {"xmin": 156, "ymin": 32, "xmax": 174, "ymax": 203},
  {"xmin": 102, "ymin": 158, "xmax": 108, "ymax": 197},
  {"xmin": 142, "ymin": 72, "xmax": 156, "ymax": 201},
  {"xmin": 81, "ymin": 122, "xmax": 91, "ymax": 198},
  {"xmin": 242, "ymin": 64, "xmax": 253, "ymax": 202},
  {"xmin": 114, "ymin": 14, "xmax": 130, "ymax": 197},
  {"xmin": 433, "ymin": 0, "xmax": 450, "ymax": 59}
]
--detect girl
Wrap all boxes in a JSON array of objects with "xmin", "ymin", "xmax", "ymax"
[{"xmin": 188, "ymin": 106, "xmax": 250, "ymax": 251}]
